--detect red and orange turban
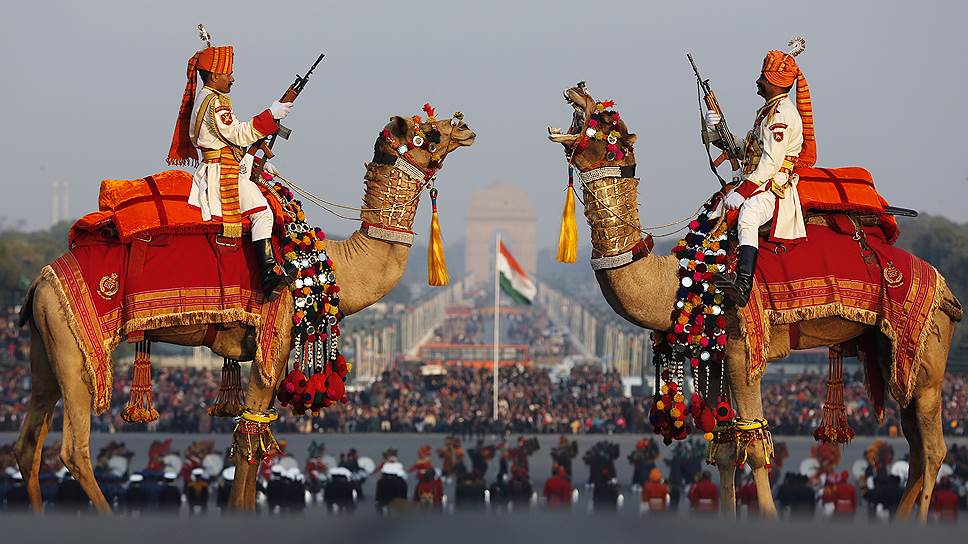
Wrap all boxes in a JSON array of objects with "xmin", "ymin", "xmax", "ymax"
[
  {"xmin": 167, "ymin": 46, "xmax": 234, "ymax": 166},
  {"xmin": 761, "ymin": 50, "xmax": 816, "ymax": 167}
]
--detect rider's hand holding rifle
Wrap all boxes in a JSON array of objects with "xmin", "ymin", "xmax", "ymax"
[
  {"xmin": 688, "ymin": 53, "xmax": 742, "ymax": 188},
  {"xmin": 248, "ymin": 53, "xmax": 325, "ymax": 183}
]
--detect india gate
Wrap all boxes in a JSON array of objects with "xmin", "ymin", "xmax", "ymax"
[{"xmin": 464, "ymin": 182, "xmax": 537, "ymax": 283}]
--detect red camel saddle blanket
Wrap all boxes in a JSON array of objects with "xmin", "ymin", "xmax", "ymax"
[
  {"xmin": 42, "ymin": 230, "xmax": 287, "ymax": 414},
  {"xmin": 740, "ymin": 223, "xmax": 942, "ymax": 405},
  {"xmin": 72, "ymin": 169, "xmax": 286, "ymax": 243}
]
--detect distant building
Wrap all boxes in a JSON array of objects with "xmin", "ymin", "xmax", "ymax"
[{"xmin": 464, "ymin": 183, "xmax": 536, "ymax": 283}]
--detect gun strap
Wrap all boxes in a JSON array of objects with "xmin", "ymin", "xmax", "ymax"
[{"xmin": 697, "ymin": 81, "xmax": 729, "ymax": 189}]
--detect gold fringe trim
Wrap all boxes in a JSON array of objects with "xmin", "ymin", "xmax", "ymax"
[
  {"xmin": 40, "ymin": 266, "xmax": 122, "ymax": 414},
  {"xmin": 123, "ymin": 309, "xmax": 261, "ymax": 337}
]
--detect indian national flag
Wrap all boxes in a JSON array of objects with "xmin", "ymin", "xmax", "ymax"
[{"xmin": 497, "ymin": 241, "xmax": 536, "ymax": 304}]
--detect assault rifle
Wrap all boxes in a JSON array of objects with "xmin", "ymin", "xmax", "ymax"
[
  {"xmin": 248, "ymin": 52, "xmax": 325, "ymax": 182},
  {"xmin": 688, "ymin": 53, "xmax": 742, "ymax": 186}
]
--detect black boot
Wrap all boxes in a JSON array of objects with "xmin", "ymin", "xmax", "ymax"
[
  {"xmin": 714, "ymin": 245, "xmax": 758, "ymax": 308},
  {"xmin": 255, "ymin": 238, "xmax": 284, "ymax": 299}
]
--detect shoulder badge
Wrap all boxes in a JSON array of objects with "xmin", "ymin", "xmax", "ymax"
[
  {"xmin": 773, "ymin": 131, "xmax": 784, "ymax": 142},
  {"xmin": 768, "ymin": 123, "xmax": 788, "ymax": 131}
]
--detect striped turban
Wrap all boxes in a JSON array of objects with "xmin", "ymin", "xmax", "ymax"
[
  {"xmin": 168, "ymin": 46, "xmax": 235, "ymax": 166},
  {"xmin": 762, "ymin": 50, "xmax": 816, "ymax": 167}
]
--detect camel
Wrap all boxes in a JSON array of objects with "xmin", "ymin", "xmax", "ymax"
[
  {"xmin": 548, "ymin": 82, "xmax": 963, "ymax": 521},
  {"xmin": 14, "ymin": 111, "xmax": 475, "ymax": 513}
]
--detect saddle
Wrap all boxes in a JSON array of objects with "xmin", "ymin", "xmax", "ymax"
[
  {"xmin": 753, "ymin": 166, "xmax": 899, "ymax": 244},
  {"xmin": 70, "ymin": 170, "xmax": 286, "ymax": 244}
]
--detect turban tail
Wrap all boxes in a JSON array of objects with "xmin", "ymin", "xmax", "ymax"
[
  {"xmin": 167, "ymin": 46, "xmax": 234, "ymax": 166},
  {"xmin": 762, "ymin": 50, "xmax": 816, "ymax": 168}
]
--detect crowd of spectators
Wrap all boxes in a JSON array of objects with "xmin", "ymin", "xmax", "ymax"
[
  {"xmin": 3, "ymin": 357, "xmax": 966, "ymax": 436},
  {"xmin": 762, "ymin": 369, "xmax": 968, "ymax": 437}
]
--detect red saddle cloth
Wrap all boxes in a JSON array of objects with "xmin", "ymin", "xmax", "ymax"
[
  {"xmin": 50, "ymin": 170, "xmax": 290, "ymax": 414},
  {"xmin": 741, "ymin": 222, "xmax": 942, "ymax": 407}
]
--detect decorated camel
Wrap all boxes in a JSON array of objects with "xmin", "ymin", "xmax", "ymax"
[
  {"xmin": 13, "ymin": 110, "xmax": 474, "ymax": 513},
  {"xmin": 548, "ymin": 82, "xmax": 962, "ymax": 521}
]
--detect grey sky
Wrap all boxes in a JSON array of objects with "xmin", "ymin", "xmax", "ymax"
[{"xmin": 1, "ymin": 0, "xmax": 965, "ymax": 250}]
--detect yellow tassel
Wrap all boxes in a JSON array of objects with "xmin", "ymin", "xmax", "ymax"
[
  {"xmin": 427, "ymin": 188, "xmax": 449, "ymax": 286},
  {"xmin": 556, "ymin": 170, "xmax": 578, "ymax": 263}
]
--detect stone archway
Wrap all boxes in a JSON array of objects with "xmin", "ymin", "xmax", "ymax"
[{"xmin": 464, "ymin": 182, "xmax": 537, "ymax": 284}]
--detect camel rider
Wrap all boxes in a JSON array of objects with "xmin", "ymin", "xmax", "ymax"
[
  {"xmin": 167, "ymin": 42, "xmax": 293, "ymax": 297},
  {"xmin": 705, "ymin": 49, "xmax": 817, "ymax": 307}
]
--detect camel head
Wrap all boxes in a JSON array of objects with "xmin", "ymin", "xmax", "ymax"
[
  {"xmin": 374, "ymin": 106, "xmax": 476, "ymax": 175},
  {"xmin": 547, "ymin": 81, "xmax": 636, "ymax": 172}
]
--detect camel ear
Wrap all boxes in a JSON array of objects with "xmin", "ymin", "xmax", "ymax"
[
  {"xmin": 386, "ymin": 116, "xmax": 409, "ymax": 140},
  {"xmin": 624, "ymin": 133, "xmax": 637, "ymax": 147}
]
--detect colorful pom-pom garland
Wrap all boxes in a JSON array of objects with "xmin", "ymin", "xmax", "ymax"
[
  {"xmin": 273, "ymin": 183, "xmax": 350, "ymax": 416},
  {"xmin": 650, "ymin": 195, "xmax": 734, "ymax": 444}
]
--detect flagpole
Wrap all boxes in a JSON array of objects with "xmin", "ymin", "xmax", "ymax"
[{"xmin": 493, "ymin": 232, "xmax": 501, "ymax": 421}]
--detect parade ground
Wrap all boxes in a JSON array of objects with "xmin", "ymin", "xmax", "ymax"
[
  {"xmin": 4, "ymin": 432, "xmax": 966, "ymax": 518},
  {"xmin": 1, "ymin": 504, "xmax": 966, "ymax": 544}
]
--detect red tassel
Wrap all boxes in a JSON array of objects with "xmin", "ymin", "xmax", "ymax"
[
  {"xmin": 814, "ymin": 345, "xmax": 855, "ymax": 443},
  {"xmin": 121, "ymin": 341, "xmax": 159, "ymax": 424},
  {"xmin": 208, "ymin": 359, "xmax": 245, "ymax": 417}
]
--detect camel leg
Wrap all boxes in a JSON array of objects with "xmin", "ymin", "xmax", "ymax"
[
  {"xmin": 912, "ymin": 384, "xmax": 945, "ymax": 523},
  {"xmin": 724, "ymin": 340, "xmax": 777, "ymax": 519},
  {"xmin": 717, "ymin": 462, "xmax": 737, "ymax": 517},
  {"xmin": 13, "ymin": 322, "xmax": 62, "ymax": 513},
  {"xmin": 908, "ymin": 315, "xmax": 951, "ymax": 523},
  {"xmin": 750, "ymin": 465, "xmax": 777, "ymax": 519},
  {"xmin": 895, "ymin": 401, "xmax": 924, "ymax": 520},
  {"xmin": 59, "ymin": 378, "xmax": 112, "ymax": 514},
  {"xmin": 228, "ymin": 350, "xmax": 289, "ymax": 511}
]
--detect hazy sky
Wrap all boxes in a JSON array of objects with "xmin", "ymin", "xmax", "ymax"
[{"xmin": 2, "ymin": 0, "xmax": 966, "ymax": 249}]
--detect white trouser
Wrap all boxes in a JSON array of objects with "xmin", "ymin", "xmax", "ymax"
[
  {"xmin": 737, "ymin": 190, "xmax": 777, "ymax": 247},
  {"xmin": 250, "ymin": 208, "xmax": 273, "ymax": 241}
]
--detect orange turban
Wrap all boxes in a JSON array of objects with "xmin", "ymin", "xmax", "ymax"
[
  {"xmin": 761, "ymin": 50, "xmax": 816, "ymax": 167},
  {"xmin": 649, "ymin": 468, "xmax": 662, "ymax": 483},
  {"xmin": 167, "ymin": 46, "xmax": 234, "ymax": 166}
]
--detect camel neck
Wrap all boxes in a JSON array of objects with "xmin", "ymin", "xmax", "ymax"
[
  {"xmin": 359, "ymin": 162, "xmax": 423, "ymax": 232},
  {"xmin": 581, "ymin": 175, "xmax": 644, "ymax": 258}
]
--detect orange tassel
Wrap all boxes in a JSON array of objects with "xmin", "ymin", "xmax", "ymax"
[
  {"xmin": 427, "ymin": 188, "xmax": 449, "ymax": 286},
  {"xmin": 121, "ymin": 341, "xmax": 160, "ymax": 424},
  {"xmin": 556, "ymin": 167, "xmax": 578, "ymax": 263}
]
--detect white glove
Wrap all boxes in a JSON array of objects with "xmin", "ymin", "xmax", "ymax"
[
  {"xmin": 263, "ymin": 162, "xmax": 280, "ymax": 178},
  {"xmin": 724, "ymin": 191, "xmax": 746, "ymax": 210},
  {"xmin": 704, "ymin": 110, "xmax": 722, "ymax": 130},
  {"xmin": 269, "ymin": 101, "xmax": 293, "ymax": 120}
]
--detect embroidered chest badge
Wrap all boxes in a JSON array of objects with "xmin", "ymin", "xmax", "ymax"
[{"xmin": 98, "ymin": 273, "xmax": 120, "ymax": 300}]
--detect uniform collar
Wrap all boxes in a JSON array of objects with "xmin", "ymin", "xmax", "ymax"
[
  {"xmin": 202, "ymin": 86, "xmax": 227, "ymax": 98},
  {"xmin": 762, "ymin": 93, "xmax": 788, "ymax": 110}
]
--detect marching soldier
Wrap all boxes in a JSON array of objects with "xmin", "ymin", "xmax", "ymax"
[
  {"xmin": 167, "ymin": 28, "xmax": 293, "ymax": 297},
  {"xmin": 706, "ymin": 45, "xmax": 817, "ymax": 306}
]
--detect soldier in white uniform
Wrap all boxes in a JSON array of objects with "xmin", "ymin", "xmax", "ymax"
[
  {"xmin": 704, "ymin": 47, "xmax": 817, "ymax": 307},
  {"xmin": 168, "ymin": 38, "xmax": 292, "ymax": 296}
]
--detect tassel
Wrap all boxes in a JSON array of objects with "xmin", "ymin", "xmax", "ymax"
[
  {"xmin": 814, "ymin": 345, "xmax": 855, "ymax": 443},
  {"xmin": 427, "ymin": 187, "xmax": 449, "ymax": 286},
  {"xmin": 121, "ymin": 341, "xmax": 159, "ymax": 424},
  {"xmin": 208, "ymin": 359, "xmax": 245, "ymax": 417},
  {"xmin": 556, "ymin": 166, "xmax": 578, "ymax": 263}
]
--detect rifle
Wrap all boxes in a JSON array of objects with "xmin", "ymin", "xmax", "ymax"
[
  {"xmin": 688, "ymin": 53, "xmax": 742, "ymax": 186},
  {"xmin": 248, "ymin": 52, "xmax": 325, "ymax": 182}
]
